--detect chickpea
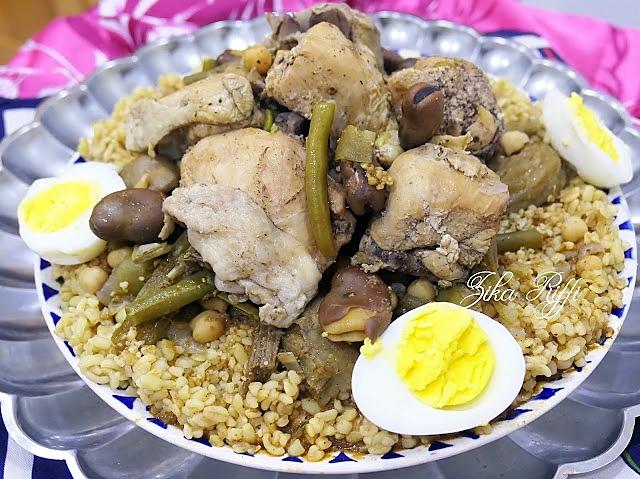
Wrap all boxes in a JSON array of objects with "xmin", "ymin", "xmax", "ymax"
[
  {"xmin": 561, "ymin": 217, "xmax": 588, "ymax": 243},
  {"xmin": 576, "ymin": 254, "xmax": 602, "ymax": 277},
  {"xmin": 107, "ymin": 247, "xmax": 132, "ymax": 268},
  {"xmin": 407, "ymin": 278, "xmax": 437, "ymax": 302},
  {"xmin": 500, "ymin": 130, "xmax": 529, "ymax": 156},
  {"xmin": 190, "ymin": 310, "xmax": 227, "ymax": 344},
  {"xmin": 78, "ymin": 266, "xmax": 108, "ymax": 294},
  {"xmin": 242, "ymin": 46, "xmax": 273, "ymax": 75}
]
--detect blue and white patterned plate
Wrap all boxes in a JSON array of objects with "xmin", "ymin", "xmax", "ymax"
[{"xmin": 9, "ymin": 11, "xmax": 640, "ymax": 476}]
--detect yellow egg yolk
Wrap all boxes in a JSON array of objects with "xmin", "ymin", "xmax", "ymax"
[
  {"xmin": 396, "ymin": 305, "xmax": 494, "ymax": 408},
  {"xmin": 19, "ymin": 181, "xmax": 100, "ymax": 233},
  {"xmin": 360, "ymin": 337, "xmax": 382, "ymax": 359},
  {"xmin": 568, "ymin": 93, "xmax": 619, "ymax": 161}
]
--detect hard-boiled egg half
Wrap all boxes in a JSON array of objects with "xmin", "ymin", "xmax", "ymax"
[
  {"xmin": 18, "ymin": 162, "xmax": 125, "ymax": 265},
  {"xmin": 352, "ymin": 302, "xmax": 525, "ymax": 435},
  {"xmin": 542, "ymin": 88, "xmax": 632, "ymax": 188}
]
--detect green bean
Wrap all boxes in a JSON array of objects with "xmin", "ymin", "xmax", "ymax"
[
  {"xmin": 183, "ymin": 57, "xmax": 216, "ymax": 85},
  {"xmin": 136, "ymin": 318, "xmax": 170, "ymax": 345},
  {"xmin": 171, "ymin": 231, "xmax": 190, "ymax": 258},
  {"xmin": 201, "ymin": 57, "xmax": 216, "ymax": 72},
  {"xmin": 112, "ymin": 270, "xmax": 215, "ymax": 344},
  {"xmin": 479, "ymin": 240, "xmax": 498, "ymax": 272},
  {"xmin": 263, "ymin": 109, "xmax": 274, "ymax": 132},
  {"xmin": 496, "ymin": 229, "xmax": 543, "ymax": 253},
  {"xmin": 116, "ymin": 256, "xmax": 155, "ymax": 296},
  {"xmin": 96, "ymin": 254, "xmax": 154, "ymax": 305},
  {"xmin": 335, "ymin": 125, "xmax": 376, "ymax": 163},
  {"xmin": 131, "ymin": 242, "xmax": 173, "ymax": 263},
  {"xmin": 135, "ymin": 232, "xmax": 190, "ymax": 301},
  {"xmin": 215, "ymin": 291, "xmax": 259, "ymax": 320},
  {"xmin": 305, "ymin": 101, "xmax": 336, "ymax": 258},
  {"xmin": 183, "ymin": 70, "xmax": 209, "ymax": 85}
]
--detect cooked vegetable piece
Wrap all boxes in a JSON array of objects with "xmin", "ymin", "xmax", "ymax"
[
  {"xmin": 201, "ymin": 57, "xmax": 216, "ymax": 71},
  {"xmin": 277, "ymin": 351, "xmax": 303, "ymax": 373},
  {"xmin": 305, "ymin": 101, "xmax": 337, "ymax": 257},
  {"xmin": 489, "ymin": 142, "xmax": 567, "ymax": 212},
  {"xmin": 318, "ymin": 265, "xmax": 393, "ymax": 341},
  {"xmin": 282, "ymin": 299, "xmax": 358, "ymax": 405},
  {"xmin": 90, "ymin": 189, "xmax": 165, "ymax": 244},
  {"xmin": 136, "ymin": 318, "xmax": 170, "ymax": 345},
  {"xmin": 96, "ymin": 254, "xmax": 155, "ymax": 305},
  {"xmin": 496, "ymin": 229, "xmax": 543, "ymax": 253},
  {"xmin": 183, "ymin": 71, "xmax": 208, "ymax": 86},
  {"xmin": 135, "ymin": 232, "xmax": 191, "ymax": 300},
  {"xmin": 479, "ymin": 240, "xmax": 499, "ymax": 272},
  {"xmin": 263, "ymin": 109, "xmax": 274, "ymax": 132},
  {"xmin": 435, "ymin": 284, "xmax": 475, "ymax": 307},
  {"xmin": 182, "ymin": 57, "xmax": 217, "ymax": 85},
  {"xmin": 215, "ymin": 291, "xmax": 260, "ymax": 320},
  {"xmin": 245, "ymin": 323, "xmax": 284, "ymax": 383},
  {"xmin": 335, "ymin": 125, "xmax": 376, "ymax": 163},
  {"xmin": 112, "ymin": 270, "xmax": 216, "ymax": 344},
  {"xmin": 131, "ymin": 242, "xmax": 173, "ymax": 263}
]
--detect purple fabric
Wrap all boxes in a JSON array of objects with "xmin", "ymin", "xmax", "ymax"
[{"xmin": 1, "ymin": 0, "xmax": 639, "ymax": 117}]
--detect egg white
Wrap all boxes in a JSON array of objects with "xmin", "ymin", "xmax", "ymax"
[
  {"xmin": 351, "ymin": 303, "xmax": 525, "ymax": 436},
  {"xmin": 18, "ymin": 162, "xmax": 126, "ymax": 265},
  {"xmin": 542, "ymin": 88, "xmax": 632, "ymax": 188}
]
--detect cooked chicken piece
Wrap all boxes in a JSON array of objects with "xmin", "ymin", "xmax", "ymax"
[
  {"xmin": 282, "ymin": 298, "xmax": 359, "ymax": 406},
  {"xmin": 180, "ymin": 128, "xmax": 354, "ymax": 270},
  {"xmin": 265, "ymin": 22, "xmax": 392, "ymax": 140},
  {"xmin": 164, "ymin": 183, "xmax": 322, "ymax": 328},
  {"xmin": 388, "ymin": 57, "xmax": 503, "ymax": 158},
  {"xmin": 125, "ymin": 73, "xmax": 257, "ymax": 152},
  {"xmin": 354, "ymin": 144, "xmax": 508, "ymax": 282},
  {"xmin": 268, "ymin": 3, "xmax": 383, "ymax": 68}
]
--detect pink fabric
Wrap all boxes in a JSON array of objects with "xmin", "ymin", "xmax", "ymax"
[{"xmin": 1, "ymin": 0, "xmax": 639, "ymax": 118}]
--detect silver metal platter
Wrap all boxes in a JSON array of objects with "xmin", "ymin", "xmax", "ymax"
[{"xmin": 1, "ymin": 10, "xmax": 640, "ymax": 479}]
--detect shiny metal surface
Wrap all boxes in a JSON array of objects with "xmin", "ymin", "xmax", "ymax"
[{"xmin": 1, "ymin": 11, "xmax": 640, "ymax": 478}]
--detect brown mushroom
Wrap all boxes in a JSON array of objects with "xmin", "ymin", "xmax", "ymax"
[
  {"xmin": 89, "ymin": 189, "xmax": 165, "ymax": 243},
  {"xmin": 318, "ymin": 264, "xmax": 394, "ymax": 342},
  {"xmin": 399, "ymin": 83, "xmax": 445, "ymax": 150},
  {"xmin": 382, "ymin": 49, "xmax": 417, "ymax": 74},
  {"xmin": 120, "ymin": 155, "xmax": 179, "ymax": 194},
  {"xmin": 340, "ymin": 161, "xmax": 386, "ymax": 216}
]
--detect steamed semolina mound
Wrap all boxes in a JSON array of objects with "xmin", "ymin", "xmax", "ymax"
[{"xmin": 54, "ymin": 3, "xmax": 628, "ymax": 460}]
